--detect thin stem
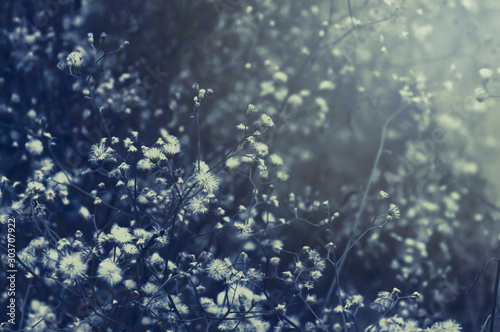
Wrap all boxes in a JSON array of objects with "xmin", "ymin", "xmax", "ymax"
[
  {"xmin": 491, "ymin": 258, "xmax": 500, "ymax": 332},
  {"xmin": 322, "ymin": 103, "xmax": 406, "ymax": 314},
  {"xmin": 347, "ymin": 0, "xmax": 355, "ymax": 29},
  {"xmin": 348, "ymin": 103, "xmax": 407, "ymax": 242},
  {"xmin": 196, "ymin": 110, "xmax": 201, "ymax": 170}
]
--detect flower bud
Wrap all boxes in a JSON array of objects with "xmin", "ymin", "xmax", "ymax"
[
  {"xmin": 192, "ymin": 83, "xmax": 200, "ymax": 95},
  {"xmin": 379, "ymin": 190, "xmax": 389, "ymax": 200},
  {"xmin": 119, "ymin": 41, "xmax": 130, "ymax": 51},
  {"xmin": 57, "ymin": 60, "xmax": 67, "ymax": 72},
  {"xmin": 198, "ymin": 89, "xmax": 206, "ymax": 101},
  {"xmin": 99, "ymin": 32, "xmax": 107, "ymax": 45},
  {"xmin": 479, "ymin": 68, "xmax": 493, "ymax": 84},
  {"xmin": 206, "ymin": 88, "xmax": 214, "ymax": 99},
  {"xmin": 475, "ymin": 86, "xmax": 489, "ymax": 102}
]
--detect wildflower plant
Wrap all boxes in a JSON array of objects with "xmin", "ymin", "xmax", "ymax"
[{"xmin": 2, "ymin": 1, "xmax": 500, "ymax": 332}]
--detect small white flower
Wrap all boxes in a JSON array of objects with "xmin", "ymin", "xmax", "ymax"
[
  {"xmin": 59, "ymin": 253, "xmax": 87, "ymax": 281},
  {"xmin": 137, "ymin": 158, "xmax": 154, "ymax": 171},
  {"xmin": 226, "ymin": 157, "xmax": 241, "ymax": 169},
  {"xmin": 206, "ymin": 259, "xmax": 230, "ymax": 281},
  {"xmin": 246, "ymin": 104, "xmax": 257, "ymax": 116},
  {"xmin": 110, "ymin": 224, "xmax": 134, "ymax": 243},
  {"xmin": 26, "ymin": 139, "xmax": 44, "ymax": 155},
  {"xmin": 269, "ymin": 154, "xmax": 284, "ymax": 166},
  {"xmin": 187, "ymin": 195, "xmax": 208, "ymax": 214},
  {"xmin": 124, "ymin": 279, "xmax": 137, "ymax": 290},
  {"xmin": 97, "ymin": 258, "xmax": 123, "ymax": 286},
  {"xmin": 379, "ymin": 190, "xmax": 389, "ymax": 200},
  {"xmin": 247, "ymin": 268, "xmax": 264, "ymax": 283},
  {"xmin": 66, "ymin": 49, "xmax": 86, "ymax": 69},
  {"xmin": 479, "ymin": 68, "xmax": 493, "ymax": 83},
  {"xmin": 89, "ymin": 142, "xmax": 111, "ymax": 165},
  {"xmin": 259, "ymin": 114, "xmax": 275, "ymax": 128},
  {"xmin": 270, "ymin": 257, "xmax": 281, "ymax": 266},
  {"xmin": 141, "ymin": 282, "xmax": 159, "ymax": 295},
  {"xmin": 275, "ymin": 303, "xmax": 287, "ymax": 314},
  {"xmin": 305, "ymin": 294, "xmax": 316, "ymax": 304},
  {"xmin": 277, "ymin": 171, "xmax": 289, "ymax": 181},
  {"xmin": 387, "ymin": 203, "xmax": 400, "ymax": 220},
  {"xmin": 253, "ymin": 142, "xmax": 269, "ymax": 156},
  {"xmin": 194, "ymin": 169, "xmax": 220, "ymax": 194},
  {"xmin": 334, "ymin": 305, "xmax": 344, "ymax": 313},
  {"xmin": 273, "ymin": 71, "xmax": 288, "ymax": 82},
  {"xmin": 144, "ymin": 147, "xmax": 166, "ymax": 162},
  {"xmin": 427, "ymin": 319, "xmax": 462, "ymax": 332},
  {"xmin": 162, "ymin": 133, "xmax": 181, "ymax": 157},
  {"xmin": 318, "ymin": 80, "xmax": 336, "ymax": 90},
  {"xmin": 287, "ymin": 94, "xmax": 303, "ymax": 106},
  {"xmin": 475, "ymin": 86, "xmax": 489, "ymax": 102},
  {"xmin": 118, "ymin": 162, "xmax": 130, "ymax": 171}
]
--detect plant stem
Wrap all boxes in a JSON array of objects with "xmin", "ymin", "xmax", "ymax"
[{"xmin": 491, "ymin": 258, "xmax": 500, "ymax": 332}]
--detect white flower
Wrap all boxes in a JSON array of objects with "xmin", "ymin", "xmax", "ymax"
[
  {"xmin": 141, "ymin": 282, "xmax": 159, "ymax": 295},
  {"xmin": 137, "ymin": 158, "xmax": 154, "ymax": 171},
  {"xmin": 225, "ymin": 157, "xmax": 241, "ymax": 169},
  {"xmin": 97, "ymin": 258, "xmax": 123, "ymax": 286},
  {"xmin": 118, "ymin": 162, "xmax": 130, "ymax": 171},
  {"xmin": 287, "ymin": 94, "xmax": 303, "ymax": 106},
  {"xmin": 234, "ymin": 222, "xmax": 252, "ymax": 239},
  {"xmin": 270, "ymin": 257, "xmax": 281, "ymax": 266},
  {"xmin": 387, "ymin": 203, "xmax": 400, "ymax": 220},
  {"xmin": 206, "ymin": 259, "xmax": 230, "ymax": 281},
  {"xmin": 479, "ymin": 68, "xmax": 493, "ymax": 83},
  {"xmin": 124, "ymin": 279, "xmax": 137, "ymax": 290},
  {"xmin": 110, "ymin": 224, "xmax": 134, "ymax": 243},
  {"xmin": 246, "ymin": 104, "xmax": 257, "ymax": 116},
  {"xmin": 475, "ymin": 86, "xmax": 489, "ymax": 102},
  {"xmin": 187, "ymin": 195, "xmax": 208, "ymax": 214},
  {"xmin": 42, "ymin": 249, "xmax": 59, "ymax": 270},
  {"xmin": 318, "ymin": 80, "xmax": 336, "ymax": 90},
  {"xmin": 66, "ymin": 49, "xmax": 86, "ymax": 69},
  {"xmin": 345, "ymin": 294, "xmax": 364, "ymax": 308},
  {"xmin": 268, "ymin": 154, "xmax": 283, "ymax": 166},
  {"xmin": 79, "ymin": 206, "xmax": 91, "ymax": 220},
  {"xmin": 89, "ymin": 142, "xmax": 111, "ymax": 165},
  {"xmin": 253, "ymin": 142, "xmax": 269, "ymax": 156},
  {"xmin": 410, "ymin": 291, "xmax": 423, "ymax": 302},
  {"xmin": 26, "ymin": 139, "xmax": 44, "ymax": 155},
  {"xmin": 334, "ymin": 305, "xmax": 344, "ymax": 313},
  {"xmin": 25, "ymin": 300, "xmax": 52, "ymax": 332},
  {"xmin": 275, "ymin": 303, "xmax": 287, "ymax": 314},
  {"xmin": 194, "ymin": 169, "xmax": 220, "ymax": 194},
  {"xmin": 369, "ymin": 291, "xmax": 393, "ymax": 312},
  {"xmin": 247, "ymin": 268, "xmax": 264, "ymax": 283},
  {"xmin": 259, "ymin": 114, "xmax": 275, "ymax": 128},
  {"xmin": 379, "ymin": 190, "xmax": 389, "ymax": 200},
  {"xmin": 160, "ymin": 132, "xmax": 181, "ymax": 157},
  {"xmin": 277, "ymin": 170, "xmax": 289, "ymax": 181},
  {"xmin": 144, "ymin": 147, "xmax": 166, "ymax": 162},
  {"xmin": 59, "ymin": 253, "xmax": 87, "ymax": 281},
  {"xmin": 273, "ymin": 71, "xmax": 288, "ymax": 82},
  {"xmin": 426, "ymin": 319, "xmax": 462, "ymax": 332},
  {"xmin": 305, "ymin": 294, "xmax": 316, "ymax": 304}
]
